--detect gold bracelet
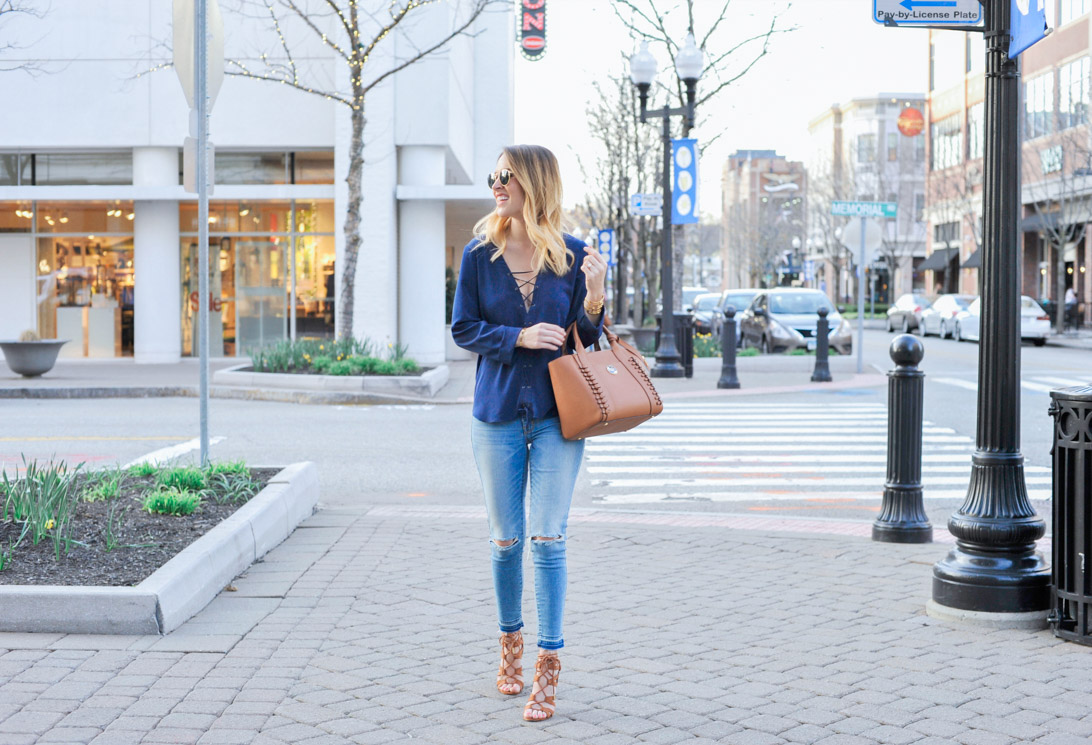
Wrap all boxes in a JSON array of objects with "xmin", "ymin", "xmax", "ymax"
[
  {"xmin": 516, "ymin": 328, "xmax": 526, "ymax": 347},
  {"xmin": 584, "ymin": 297, "xmax": 604, "ymax": 314}
]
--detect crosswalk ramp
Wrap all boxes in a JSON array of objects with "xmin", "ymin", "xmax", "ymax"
[{"xmin": 584, "ymin": 402, "xmax": 1052, "ymax": 505}]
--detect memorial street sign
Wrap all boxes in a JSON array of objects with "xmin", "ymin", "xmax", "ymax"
[{"xmin": 831, "ymin": 201, "xmax": 898, "ymax": 219}]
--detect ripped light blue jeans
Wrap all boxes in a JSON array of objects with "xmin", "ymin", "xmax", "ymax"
[{"xmin": 470, "ymin": 412, "xmax": 585, "ymax": 650}]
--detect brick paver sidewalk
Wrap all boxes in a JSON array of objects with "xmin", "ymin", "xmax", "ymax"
[{"xmin": 2, "ymin": 506, "xmax": 1090, "ymax": 745}]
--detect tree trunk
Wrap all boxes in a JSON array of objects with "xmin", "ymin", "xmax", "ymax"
[
  {"xmin": 339, "ymin": 106, "xmax": 365, "ymax": 341},
  {"xmin": 1056, "ymin": 238, "xmax": 1067, "ymax": 335}
]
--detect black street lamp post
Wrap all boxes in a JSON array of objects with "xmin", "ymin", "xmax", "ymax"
[
  {"xmin": 630, "ymin": 36, "xmax": 703, "ymax": 378},
  {"xmin": 930, "ymin": 0, "xmax": 1051, "ymax": 618}
]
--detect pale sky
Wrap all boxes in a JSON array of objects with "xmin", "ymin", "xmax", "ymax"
[{"xmin": 514, "ymin": 0, "xmax": 931, "ymax": 219}]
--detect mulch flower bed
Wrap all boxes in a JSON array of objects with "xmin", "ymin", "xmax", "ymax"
[{"xmin": 0, "ymin": 467, "xmax": 280, "ymax": 587}]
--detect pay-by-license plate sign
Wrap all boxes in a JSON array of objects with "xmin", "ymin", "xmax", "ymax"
[{"xmin": 873, "ymin": 0, "xmax": 982, "ymax": 25}]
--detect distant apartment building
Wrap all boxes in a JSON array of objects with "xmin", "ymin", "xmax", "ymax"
[
  {"xmin": 806, "ymin": 94, "xmax": 927, "ymax": 305},
  {"xmin": 720, "ymin": 150, "xmax": 806, "ymax": 290},
  {"xmin": 925, "ymin": 3, "xmax": 1091, "ymax": 320}
]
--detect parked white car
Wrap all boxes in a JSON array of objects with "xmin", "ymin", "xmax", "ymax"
[
  {"xmin": 953, "ymin": 296, "xmax": 1052, "ymax": 346},
  {"xmin": 920, "ymin": 294, "xmax": 976, "ymax": 338}
]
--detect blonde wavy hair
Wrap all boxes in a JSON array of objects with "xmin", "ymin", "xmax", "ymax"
[{"xmin": 473, "ymin": 144, "xmax": 573, "ymax": 276}]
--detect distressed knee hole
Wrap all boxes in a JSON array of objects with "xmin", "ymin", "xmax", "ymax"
[
  {"xmin": 492, "ymin": 537, "xmax": 519, "ymax": 549},
  {"xmin": 531, "ymin": 535, "xmax": 563, "ymax": 542}
]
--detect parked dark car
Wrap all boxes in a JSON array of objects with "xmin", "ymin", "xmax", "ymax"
[
  {"xmin": 886, "ymin": 293, "xmax": 930, "ymax": 333},
  {"xmin": 738, "ymin": 288, "xmax": 852, "ymax": 355},
  {"xmin": 717, "ymin": 288, "xmax": 760, "ymax": 346},
  {"xmin": 920, "ymin": 294, "xmax": 976, "ymax": 338},
  {"xmin": 689, "ymin": 293, "xmax": 723, "ymax": 336}
]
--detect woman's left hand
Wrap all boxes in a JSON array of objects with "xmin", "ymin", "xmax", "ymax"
[{"xmin": 581, "ymin": 246, "xmax": 608, "ymax": 301}]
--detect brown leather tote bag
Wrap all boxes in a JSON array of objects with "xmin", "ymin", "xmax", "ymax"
[{"xmin": 548, "ymin": 322, "xmax": 663, "ymax": 440}]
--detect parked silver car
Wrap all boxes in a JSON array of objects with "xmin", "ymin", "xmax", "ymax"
[
  {"xmin": 738, "ymin": 288, "xmax": 852, "ymax": 355},
  {"xmin": 920, "ymin": 294, "xmax": 976, "ymax": 338},
  {"xmin": 886, "ymin": 293, "xmax": 930, "ymax": 333},
  {"xmin": 689, "ymin": 293, "xmax": 724, "ymax": 336},
  {"xmin": 717, "ymin": 288, "xmax": 760, "ymax": 346}
]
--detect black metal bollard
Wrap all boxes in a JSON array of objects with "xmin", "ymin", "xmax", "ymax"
[
  {"xmin": 717, "ymin": 306, "xmax": 740, "ymax": 389},
  {"xmin": 811, "ymin": 307, "xmax": 833, "ymax": 383},
  {"xmin": 873, "ymin": 335, "xmax": 933, "ymax": 543}
]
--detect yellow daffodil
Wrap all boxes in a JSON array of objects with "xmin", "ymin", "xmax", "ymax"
[{"xmin": 44, "ymin": 519, "xmax": 55, "ymax": 530}]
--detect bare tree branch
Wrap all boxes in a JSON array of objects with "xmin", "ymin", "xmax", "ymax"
[{"xmin": 0, "ymin": 0, "xmax": 48, "ymax": 75}]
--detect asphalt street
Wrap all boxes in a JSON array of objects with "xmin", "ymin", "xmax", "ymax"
[{"xmin": 0, "ymin": 329, "xmax": 1087, "ymax": 533}]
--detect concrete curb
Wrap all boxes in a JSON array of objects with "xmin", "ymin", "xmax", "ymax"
[
  {"xmin": 0, "ymin": 385, "xmax": 460, "ymax": 405},
  {"xmin": 0, "ymin": 462, "xmax": 318, "ymax": 635},
  {"xmin": 212, "ymin": 363, "xmax": 450, "ymax": 397}
]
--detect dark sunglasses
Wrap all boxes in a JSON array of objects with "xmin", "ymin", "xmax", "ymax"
[{"xmin": 487, "ymin": 169, "xmax": 512, "ymax": 189}]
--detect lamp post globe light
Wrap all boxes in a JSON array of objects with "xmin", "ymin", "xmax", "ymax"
[{"xmin": 629, "ymin": 34, "xmax": 702, "ymax": 378}]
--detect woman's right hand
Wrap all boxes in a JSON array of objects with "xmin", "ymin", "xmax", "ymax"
[{"xmin": 518, "ymin": 322, "xmax": 566, "ymax": 350}]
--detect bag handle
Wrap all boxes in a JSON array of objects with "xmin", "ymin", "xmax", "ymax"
[{"xmin": 561, "ymin": 319, "xmax": 650, "ymax": 372}]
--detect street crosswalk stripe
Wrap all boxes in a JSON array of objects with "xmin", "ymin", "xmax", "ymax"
[
  {"xmin": 592, "ymin": 476, "xmax": 1051, "ymax": 488},
  {"xmin": 593, "ymin": 488, "xmax": 1054, "ymax": 504},
  {"xmin": 586, "ymin": 443, "xmax": 973, "ymax": 452},
  {"xmin": 587, "ymin": 464, "xmax": 1051, "ymax": 475},
  {"xmin": 578, "ymin": 400, "xmax": 1058, "ymax": 506},
  {"xmin": 1032, "ymin": 376, "xmax": 1089, "ymax": 388},
  {"xmin": 626, "ymin": 426, "xmax": 956, "ymax": 434},
  {"xmin": 586, "ymin": 454, "xmax": 973, "ymax": 463},
  {"xmin": 934, "ymin": 377, "xmax": 978, "ymax": 391},
  {"xmin": 600, "ymin": 435, "xmax": 973, "ymax": 444},
  {"xmin": 934, "ymin": 376, "xmax": 1088, "ymax": 394}
]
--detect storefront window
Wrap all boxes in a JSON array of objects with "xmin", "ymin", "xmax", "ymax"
[
  {"xmin": 36, "ymin": 200, "xmax": 135, "ymax": 234},
  {"xmin": 0, "ymin": 154, "xmax": 31, "ymax": 186},
  {"xmin": 215, "ymin": 152, "xmax": 288, "ymax": 184},
  {"xmin": 179, "ymin": 199, "xmax": 335, "ymax": 356},
  {"xmin": 293, "ymin": 151, "xmax": 335, "ymax": 184},
  {"xmin": 294, "ymin": 235, "xmax": 336, "ymax": 337},
  {"xmin": 35, "ymin": 153, "xmax": 133, "ymax": 186},
  {"xmin": 294, "ymin": 200, "xmax": 335, "ymax": 232},
  {"xmin": 36, "ymin": 232, "xmax": 135, "ymax": 357},
  {"xmin": 1, "ymin": 202, "xmax": 34, "ymax": 233},
  {"xmin": 179, "ymin": 201, "xmax": 291, "ymax": 233},
  {"xmin": 181, "ymin": 238, "xmax": 232, "ymax": 357}
]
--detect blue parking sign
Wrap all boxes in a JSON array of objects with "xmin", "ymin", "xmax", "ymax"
[
  {"xmin": 598, "ymin": 228, "xmax": 615, "ymax": 267},
  {"xmin": 671, "ymin": 138, "xmax": 698, "ymax": 225}
]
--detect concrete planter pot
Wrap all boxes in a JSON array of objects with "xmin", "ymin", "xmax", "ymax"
[{"xmin": 0, "ymin": 340, "xmax": 69, "ymax": 377}]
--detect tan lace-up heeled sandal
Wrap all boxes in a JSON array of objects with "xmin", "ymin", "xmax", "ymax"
[
  {"xmin": 523, "ymin": 653, "xmax": 561, "ymax": 721},
  {"xmin": 496, "ymin": 631, "xmax": 524, "ymax": 695}
]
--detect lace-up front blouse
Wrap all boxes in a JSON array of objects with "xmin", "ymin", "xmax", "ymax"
[{"xmin": 451, "ymin": 234, "xmax": 605, "ymax": 423}]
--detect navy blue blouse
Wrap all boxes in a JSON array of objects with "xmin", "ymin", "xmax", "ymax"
[{"xmin": 451, "ymin": 234, "xmax": 605, "ymax": 423}]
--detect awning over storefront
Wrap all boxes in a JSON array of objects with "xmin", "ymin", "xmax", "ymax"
[
  {"xmin": 963, "ymin": 250, "xmax": 980, "ymax": 269},
  {"xmin": 918, "ymin": 247, "xmax": 959, "ymax": 272}
]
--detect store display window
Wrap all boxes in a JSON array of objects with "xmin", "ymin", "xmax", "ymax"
[
  {"xmin": 34, "ymin": 200, "xmax": 135, "ymax": 357},
  {"xmin": 179, "ymin": 199, "xmax": 335, "ymax": 357},
  {"xmin": 0, "ymin": 201, "xmax": 34, "ymax": 232}
]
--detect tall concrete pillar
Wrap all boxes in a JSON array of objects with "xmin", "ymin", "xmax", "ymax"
[
  {"xmin": 398, "ymin": 146, "xmax": 446, "ymax": 365},
  {"xmin": 133, "ymin": 147, "xmax": 182, "ymax": 363}
]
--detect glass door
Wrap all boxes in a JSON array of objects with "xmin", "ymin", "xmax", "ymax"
[{"xmin": 234, "ymin": 237, "xmax": 287, "ymax": 355}]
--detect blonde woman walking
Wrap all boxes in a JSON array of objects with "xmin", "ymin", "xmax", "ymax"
[{"xmin": 451, "ymin": 144, "xmax": 607, "ymax": 721}]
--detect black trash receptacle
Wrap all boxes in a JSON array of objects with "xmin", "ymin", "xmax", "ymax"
[
  {"xmin": 1048, "ymin": 385, "xmax": 1092, "ymax": 645},
  {"xmin": 653, "ymin": 312, "xmax": 695, "ymax": 379}
]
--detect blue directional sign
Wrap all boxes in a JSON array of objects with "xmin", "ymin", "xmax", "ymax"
[
  {"xmin": 671, "ymin": 138, "xmax": 699, "ymax": 225},
  {"xmin": 597, "ymin": 228, "xmax": 615, "ymax": 268},
  {"xmin": 873, "ymin": 0, "xmax": 982, "ymax": 25},
  {"xmin": 1010, "ymin": 0, "xmax": 1048, "ymax": 58}
]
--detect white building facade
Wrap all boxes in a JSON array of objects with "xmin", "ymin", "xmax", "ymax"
[
  {"xmin": 806, "ymin": 94, "xmax": 927, "ymax": 304},
  {"xmin": 0, "ymin": 1, "xmax": 513, "ymax": 365}
]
